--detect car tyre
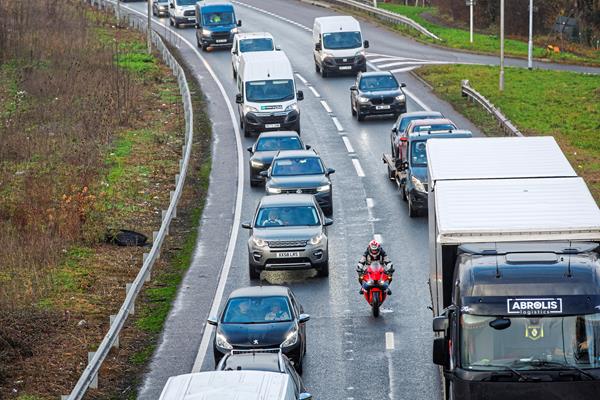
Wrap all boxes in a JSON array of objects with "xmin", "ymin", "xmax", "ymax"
[
  {"xmin": 315, "ymin": 62, "xmax": 320, "ymax": 73},
  {"xmin": 248, "ymin": 262, "xmax": 261, "ymax": 280},
  {"xmin": 169, "ymin": 18, "xmax": 174, "ymax": 26},
  {"xmin": 232, "ymin": 66, "xmax": 237, "ymax": 80},
  {"xmin": 351, "ymin": 101, "xmax": 357, "ymax": 116},
  {"xmin": 201, "ymin": 43, "xmax": 209, "ymax": 52},
  {"xmin": 316, "ymin": 261, "xmax": 329, "ymax": 277},
  {"xmin": 295, "ymin": 359, "xmax": 303, "ymax": 375},
  {"xmin": 250, "ymin": 177, "xmax": 260, "ymax": 187},
  {"xmin": 320, "ymin": 67, "xmax": 328, "ymax": 78},
  {"xmin": 357, "ymin": 112, "xmax": 365, "ymax": 122},
  {"xmin": 401, "ymin": 184, "xmax": 408, "ymax": 202},
  {"xmin": 408, "ymin": 196, "xmax": 417, "ymax": 218}
]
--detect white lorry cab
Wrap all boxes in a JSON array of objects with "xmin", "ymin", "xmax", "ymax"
[
  {"xmin": 236, "ymin": 51, "xmax": 303, "ymax": 137},
  {"xmin": 231, "ymin": 32, "xmax": 278, "ymax": 80},
  {"xmin": 168, "ymin": 0, "xmax": 198, "ymax": 28},
  {"xmin": 159, "ymin": 370, "xmax": 312, "ymax": 400},
  {"xmin": 313, "ymin": 16, "xmax": 369, "ymax": 77}
]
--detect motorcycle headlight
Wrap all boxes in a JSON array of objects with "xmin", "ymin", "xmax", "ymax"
[
  {"xmin": 379, "ymin": 279, "xmax": 387, "ymax": 286},
  {"xmin": 252, "ymin": 237, "xmax": 267, "ymax": 247},
  {"xmin": 202, "ymin": 29, "xmax": 212, "ymax": 36},
  {"xmin": 395, "ymin": 94, "xmax": 406, "ymax": 102},
  {"xmin": 357, "ymin": 96, "xmax": 369, "ymax": 104},
  {"xmin": 281, "ymin": 328, "xmax": 298, "ymax": 347},
  {"xmin": 243, "ymin": 105, "xmax": 258, "ymax": 114},
  {"xmin": 366, "ymin": 279, "xmax": 374, "ymax": 285},
  {"xmin": 411, "ymin": 176, "xmax": 426, "ymax": 192},
  {"xmin": 216, "ymin": 332, "xmax": 233, "ymax": 350},
  {"xmin": 285, "ymin": 103, "xmax": 299, "ymax": 112},
  {"xmin": 316, "ymin": 184, "xmax": 330, "ymax": 192},
  {"xmin": 266, "ymin": 186, "xmax": 281, "ymax": 194},
  {"xmin": 309, "ymin": 233, "xmax": 324, "ymax": 245},
  {"xmin": 250, "ymin": 159, "xmax": 264, "ymax": 168},
  {"xmin": 230, "ymin": 27, "xmax": 238, "ymax": 34}
]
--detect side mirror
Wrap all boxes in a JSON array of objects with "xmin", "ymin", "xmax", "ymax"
[
  {"xmin": 298, "ymin": 314, "xmax": 310, "ymax": 323},
  {"xmin": 433, "ymin": 315, "xmax": 449, "ymax": 332},
  {"xmin": 363, "ymin": 40, "xmax": 370, "ymax": 48},
  {"xmin": 195, "ymin": 23, "xmax": 200, "ymax": 29},
  {"xmin": 232, "ymin": 49, "xmax": 238, "ymax": 55},
  {"xmin": 241, "ymin": 222, "xmax": 252, "ymax": 229},
  {"xmin": 401, "ymin": 161, "xmax": 409, "ymax": 170},
  {"xmin": 235, "ymin": 93, "xmax": 243, "ymax": 104},
  {"xmin": 299, "ymin": 393, "xmax": 312, "ymax": 400},
  {"xmin": 207, "ymin": 316, "xmax": 218, "ymax": 326},
  {"xmin": 169, "ymin": 3, "xmax": 174, "ymax": 8},
  {"xmin": 350, "ymin": 85, "xmax": 357, "ymax": 91},
  {"xmin": 327, "ymin": 168, "xmax": 335, "ymax": 175},
  {"xmin": 296, "ymin": 90, "xmax": 304, "ymax": 101},
  {"xmin": 324, "ymin": 218, "xmax": 334, "ymax": 226},
  {"xmin": 259, "ymin": 170, "xmax": 268, "ymax": 177},
  {"xmin": 305, "ymin": 145, "xmax": 311, "ymax": 150},
  {"xmin": 433, "ymin": 337, "xmax": 449, "ymax": 367},
  {"xmin": 391, "ymin": 127, "xmax": 398, "ymax": 133},
  {"xmin": 401, "ymin": 83, "xmax": 407, "ymax": 88},
  {"xmin": 246, "ymin": 146, "xmax": 253, "ymax": 153},
  {"xmin": 237, "ymin": 20, "xmax": 242, "ymax": 27},
  {"xmin": 315, "ymin": 42, "xmax": 322, "ymax": 51},
  {"xmin": 275, "ymin": 45, "xmax": 281, "ymax": 51}
]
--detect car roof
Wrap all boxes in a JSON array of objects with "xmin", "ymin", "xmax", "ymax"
[
  {"xmin": 408, "ymin": 118, "xmax": 455, "ymax": 127},
  {"xmin": 315, "ymin": 16, "xmax": 360, "ymax": 32},
  {"xmin": 359, "ymin": 71, "xmax": 394, "ymax": 79},
  {"xmin": 258, "ymin": 194, "xmax": 316, "ymax": 207},
  {"xmin": 273, "ymin": 149, "xmax": 318, "ymax": 158},
  {"xmin": 409, "ymin": 129, "xmax": 472, "ymax": 140},
  {"xmin": 200, "ymin": 2, "xmax": 234, "ymax": 11},
  {"xmin": 219, "ymin": 352, "xmax": 285, "ymax": 373},
  {"xmin": 236, "ymin": 32, "xmax": 274, "ymax": 40},
  {"xmin": 399, "ymin": 111, "xmax": 443, "ymax": 119},
  {"xmin": 257, "ymin": 131, "xmax": 300, "ymax": 139},
  {"xmin": 229, "ymin": 285, "xmax": 290, "ymax": 298},
  {"xmin": 240, "ymin": 51, "xmax": 293, "ymax": 80}
]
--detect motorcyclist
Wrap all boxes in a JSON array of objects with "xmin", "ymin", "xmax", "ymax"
[{"xmin": 357, "ymin": 240, "xmax": 394, "ymax": 294}]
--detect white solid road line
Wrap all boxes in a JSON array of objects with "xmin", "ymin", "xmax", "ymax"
[
  {"xmin": 368, "ymin": 57, "xmax": 396, "ymax": 63},
  {"xmin": 331, "ymin": 117, "xmax": 344, "ymax": 132},
  {"xmin": 342, "ymin": 136, "xmax": 355, "ymax": 153},
  {"xmin": 366, "ymin": 61, "xmax": 431, "ymax": 111},
  {"xmin": 390, "ymin": 66, "xmax": 419, "ymax": 74},
  {"xmin": 385, "ymin": 332, "xmax": 395, "ymax": 350},
  {"xmin": 320, "ymin": 100, "xmax": 332, "ymax": 113},
  {"xmin": 109, "ymin": 1, "xmax": 245, "ymax": 375},
  {"xmin": 309, "ymin": 86, "xmax": 321, "ymax": 98},
  {"xmin": 352, "ymin": 159, "xmax": 366, "ymax": 177},
  {"xmin": 374, "ymin": 234, "xmax": 383, "ymax": 244},
  {"xmin": 366, "ymin": 198, "xmax": 374, "ymax": 208}
]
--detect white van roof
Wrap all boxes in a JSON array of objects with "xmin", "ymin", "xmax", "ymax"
[
  {"xmin": 236, "ymin": 32, "xmax": 274, "ymax": 40},
  {"xmin": 314, "ymin": 16, "xmax": 360, "ymax": 33},
  {"xmin": 240, "ymin": 51, "xmax": 293, "ymax": 81},
  {"xmin": 159, "ymin": 371, "xmax": 290, "ymax": 400}
]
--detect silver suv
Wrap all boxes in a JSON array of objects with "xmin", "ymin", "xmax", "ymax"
[{"xmin": 242, "ymin": 194, "xmax": 333, "ymax": 279}]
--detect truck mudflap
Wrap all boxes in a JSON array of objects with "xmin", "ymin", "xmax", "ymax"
[{"xmin": 451, "ymin": 377, "xmax": 600, "ymax": 400}]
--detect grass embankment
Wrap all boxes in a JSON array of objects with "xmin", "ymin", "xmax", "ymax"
[
  {"xmin": 415, "ymin": 64, "xmax": 600, "ymax": 201},
  {"xmin": 0, "ymin": 1, "xmax": 212, "ymax": 399},
  {"xmin": 378, "ymin": 3, "xmax": 600, "ymax": 65}
]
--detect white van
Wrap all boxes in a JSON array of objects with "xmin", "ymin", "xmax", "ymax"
[
  {"xmin": 168, "ymin": 0, "xmax": 198, "ymax": 28},
  {"xmin": 313, "ymin": 16, "xmax": 369, "ymax": 77},
  {"xmin": 159, "ymin": 370, "xmax": 312, "ymax": 400},
  {"xmin": 236, "ymin": 51, "xmax": 304, "ymax": 137},
  {"xmin": 231, "ymin": 32, "xmax": 278, "ymax": 80}
]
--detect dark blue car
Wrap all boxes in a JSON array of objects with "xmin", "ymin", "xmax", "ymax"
[{"xmin": 195, "ymin": 2, "xmax": 241, "ymax": 51}]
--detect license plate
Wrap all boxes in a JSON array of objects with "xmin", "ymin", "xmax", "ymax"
[
  {"xmin": 376, "ymin": 105, "xmax": 391, "ymax": 110},
  {"xmin": 216, "ymin": 39, "xmax": 227, "ymax": 43},
  {"xmin": 276, "ymin": 252, "xmax": 300, "ymax": 258},
  {"xmin": 265, "ymin": 123, "xmax": 281, "ymax": 129},
  {"xmin": 339, "ymin": 66, "xmax": 352, "ymax": 70}
]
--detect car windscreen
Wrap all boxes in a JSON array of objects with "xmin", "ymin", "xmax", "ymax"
[
  {"xmin": 240, "ymin": 38, "xmax": 274, "ymax": 53},
  {"xmin": 410, "ymin": 141, "xmax": 427, "ymax": 167},
  {"xmin": 399, "ymin": 115, "xmax": 438, "ymax": 132},
  {"xmin": 272, "ymin": 157, "xmax": 324, "ymax": 176},
  {"xmin": 245, "ymin": 80, "xmax": 295, "ymax": 103},
  {"xmin": 359, "ymin": 75, "xmax": 399, "ymax": 91},
  {"xmin": 176, "ymin": 0, "xmax": 196, "ymax": 5},
  {"xmin": 255, "ymin": 206, "xmax": 320, "ymax": 227},
  {"xmin": 202, "ymin": 11, "xmax": 234, "ymax": 26},
  {"xmin": 223, "ymin": 296, "xmax": 293, "ymax": 324},
  {"xmin": 412, "ymin": 124, "xmax": 456, "ymax": 133},
  {"xmin": 322, "ymin": 31, "xmax": 362, "ymax": 50},
  {"xmin": 256, "ymin": 136, "xmax": 303, "ymax": 152}
]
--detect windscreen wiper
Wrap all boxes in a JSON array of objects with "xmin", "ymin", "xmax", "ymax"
[
  {"xmin": 473, "ymin": 364, "xmax": 533, "ymax": 382},
  {"xmin": 525, "ymin": 360, "xmax": 597, "ymax": 381}
]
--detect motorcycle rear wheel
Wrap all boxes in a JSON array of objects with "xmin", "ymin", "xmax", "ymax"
[{"xmin": 371, "ymin": 291, "xmax": 380, "ymax": 317}]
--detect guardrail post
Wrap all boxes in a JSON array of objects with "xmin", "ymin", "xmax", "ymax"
[
  {"xmin": 109, "ymin": 315, "xmax": 119, "ymax": 349},
  {"xmin": 125, "ymin": 284, "xmax": 135, "ymax": 315},
  {"xmin": 88, "ymin": 352, "xmax": 98, "ymax": 389}
]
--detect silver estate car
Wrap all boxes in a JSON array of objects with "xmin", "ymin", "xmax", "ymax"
[{"xmin": 242, "ymin": 194, "xmax": 333, "ymax": 280}]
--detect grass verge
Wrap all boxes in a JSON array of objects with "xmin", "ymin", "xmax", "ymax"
[
  {"xmin": 377, "ymin": 3, "xmax": 600, "ymax": 66},
  {"xmin": 415, "ymin": 64, "xmax": 600, "ymax": 201}
]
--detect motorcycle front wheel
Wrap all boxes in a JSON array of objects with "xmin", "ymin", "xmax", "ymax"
[{"xmin": 371, "ymin": 291, "xmax": 380, "ymax": 317}]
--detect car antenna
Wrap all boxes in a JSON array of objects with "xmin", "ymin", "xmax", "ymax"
[
  {"xmin": 495, "ymin": 243, "xmax": 501, "ymax": 278},
  {"xmin": 566, "ymin": 241, "xmax": 573, "ymax": 278}
]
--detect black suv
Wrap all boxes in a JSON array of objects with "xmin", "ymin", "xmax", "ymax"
[{"xmin": 350, "ymin": 71, "xmax": 407, "ymax": 121}]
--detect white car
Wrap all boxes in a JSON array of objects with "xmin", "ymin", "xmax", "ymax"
[
  {"xmin": 168, "ymin": 0, "xmax": 197, "ymax": 28},
  {"xmin": 231, "ymin": 32, "xmax": 278, "ymax": 79}
]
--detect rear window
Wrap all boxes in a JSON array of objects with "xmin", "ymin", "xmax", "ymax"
[
  {"xmin": 398, "ymin": 115, "xmax": 441, "ymax": 132},
  {"xmin": 412, "ymin": 123, "xmax": 456, "ymax": 133},
  {"xmin": 240, "ymin": 38, "xmax": 274, "ymax": 53},
  {"xmin": 256, "ymin": 136, "xmax": 303, "ymax": 152}
]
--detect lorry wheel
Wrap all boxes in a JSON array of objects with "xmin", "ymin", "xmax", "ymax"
[
  {"xmin": 248, "ymin": 261, "xmax": 260, "ymax": 280},
  {"xmin": 317, "ymin": 261, "xmax": 329, "ymax": 277}
]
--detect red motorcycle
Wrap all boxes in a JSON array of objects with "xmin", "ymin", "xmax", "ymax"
[{"xmin": 358, "ymin": 261, "xmax": 393, "ymax": 317}]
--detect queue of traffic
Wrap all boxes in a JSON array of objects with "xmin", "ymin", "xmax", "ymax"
[{"xmin": 156, "ymin": 2, "xmax": 600, "ymax": 399}]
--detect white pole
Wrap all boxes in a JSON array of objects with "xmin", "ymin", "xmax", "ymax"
[
  {"xmin": 148, "ymin": 0, "xmax": 152, "ymax": 54},
  {"xmin": 116, "ymin": 0, "xmax": 120, "ymax": 25},
  {"xmin": 528, "ymin": 0, "xmax": 533, "ymax": 70},
  {"xmin": 499, "ymin": 0, "xmax": 505, "ymax": 91},
  {"xmin": 373, "ymin": 0, "xmax": 377, "ymax": 7},
  {"xmin": 469, "ymin": 1, "xmax": 474, "ymax": 44}
]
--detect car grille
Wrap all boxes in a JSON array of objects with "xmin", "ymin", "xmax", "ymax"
[
  {"xmin": 268, "ymin": 240, "xmax": 307, "ymax": 248},
  {"xmin": 370, "ymin": 97, "xmax": 395, "ymax": 105},
  {"xmin": 279, "ymin": 188, "xmax": 318, "ymax": 195},
  {"xmin": 212, "ymin": 31, "xmax": 230, "ymax": 39},
  {"xmin": 334, "ymin": 57, "xmax": 354, "ymax": 66},
  {"xmin": 183, "ymin": 10, "xmax": 195, "ymax": 16},
  {"xmin": 266, "ymin": 257, "xmax": 311, "ymax": 264},
  {"xmin": 254, "ymin": 114, "xmax": 287, "ymax": 124}
]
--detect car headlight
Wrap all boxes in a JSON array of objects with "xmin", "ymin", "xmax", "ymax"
[
  {"xmin": 231, "ymin": 27, "xmax": 238, "ymax": 34},
  {"xmin": 252, "ymin": 237, "xmax": 267, "ymax": 247},
  {"xmin": 216, "ymin": 333, "xmax": 233, "ymax": 350},
  {"xmin": 243, "ymin": 104, "xmax": 258, "ymax": 114},
  {"xmin": 281, "ymin": 328, "xmax": 298, "ymax": 347},
  {"xmin": 321, "ymin": 52, "xmax": 334, "ymax": 60},
  {"xmin": 357, "ymin": 96, "xmax": 369, "ymax": 104},
  {"xmin": 285, "ymin": 103, "xmax": 299, "ymax": 112},
  {"xmin": 266, "ymin": 186, "xmax": 281, "ymax": 194},
  {"xmin": 309, "ymin": 233, "xmax": 324, "ymax": 245},
  {"xmin": 411, "ymin": 176, "xmax": 426, "ymax": 192},
  {"xmin": 250, "ymin": 159, "xmax": 264, "ymax": 168},
  {"xmin": 316, "ymin": 184, "xmax": 330, "ymax": 192},
  {"xmin": 202, "ymin": 29, "xmax": 212, "ymax": 36},
  {"xmin": 395, "ymin": 94, "xmax": 406, "ymax": 102}
]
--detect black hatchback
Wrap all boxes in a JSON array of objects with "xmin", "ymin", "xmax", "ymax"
[
  {"xmin": 208, "ymin": 286, "xmax": 310, "ymax": 373},
  {"xmin": 350, "ymin": 71, "xmax": 407, "ymax": 121}
]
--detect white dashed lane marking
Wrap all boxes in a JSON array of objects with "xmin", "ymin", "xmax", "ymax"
[
  {"xmin": 374, "ymin": 234, "xmax": 383, "ymax": 244},
  {"xmin": 366, "ymin": 198, "xmax": 374, "ymax": 208},
  {"xmin": 386, "ymin": 332, "xmax": 395, "ymax": 350},
  {"xmin": 320, "ymin": 100, "xmax": 332, "ymax": 113},
  {"xmin": 309, "ymin": 86, "xmax": 321, "ymax": 98},
  {"xmin": 342, "ymin": 136, "xmax": 355, "ymax": 153},
  {"xmin": 352, "ymin": 159, "xmax": 365, "ymax": 177},
  {"xmin": 331, "ymin": 117, "xmax": 344, "ymax": 132}
]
